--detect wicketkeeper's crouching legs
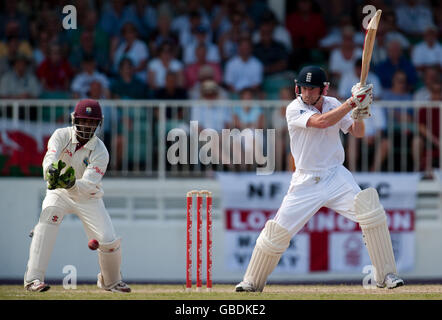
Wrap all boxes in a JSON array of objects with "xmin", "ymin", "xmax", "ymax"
[
  {"xmin": 24, "ymin": 206, "xmax": 65, "ymax": 292},
  {"xmin": 354, "ymin": 188, "xmax": 404, "ymax": 288},
  {"xmin": 236, "ymin": 220, "xmax": 291, "ymax": 292},
  {"xmin": 96, "ymin": 237, "xmax": 129, "ymax": 292}
]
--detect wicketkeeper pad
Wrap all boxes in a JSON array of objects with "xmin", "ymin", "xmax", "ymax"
[
  {"xmin": 354, "ymin": 188, "xmax": 397, "ymax": 284},
  {"xmin": 97, "ymin": 237, "xmax": 122, "ymax": 289},
  {"xmin": 24, "ymin": 206, "xmax": 62, "ymax": 285},
  {"xmin": 243, "ymin": 220, "xmax": 291, "ymax": 292}
]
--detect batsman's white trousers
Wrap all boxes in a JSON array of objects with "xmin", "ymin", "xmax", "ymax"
[{"xmin": 274, "ymin": 165, "xmax": 361, "ymax": 237}]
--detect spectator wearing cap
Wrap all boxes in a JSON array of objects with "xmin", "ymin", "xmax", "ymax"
[
  {"xmin": 184, "ymin": 44, "xmax": 222, "ymax": 88},
  {"xmin": 224, "ymin": 36, "xmax": 263, "ymax": 93},
  {"xmin": 411, "ymin": 25, "xmax": 442, "ymax": 73},
  {"xmin": 252, "ymin": 9, "xmax": 292, "ymax": 53},
  {"xmin": 147, "ymin": 42, "xmax": 184, "ymax": 90},
  {"xmin": 253, "ymin": 21, "xmax": 289, "ymax": 77},
  {"xmin": 0, "ymin": 55, "xmax": 41, "ymax": 98},
  {"xmin": 189, "ymin": 65, "xmax": 228, "ymax": 100},
  {"xmin": 112, "ymin": 22, "xmax": 149, "ymax": 81},
  {"xmin": 374, "ymin": 39, "xmax": 418, "ymax": 90},
  {"xmin": 395, "ymin": 0, "xmax": 435, "ymax": 37},
  {"xmin": 328, "ymin": 26, "xmax": 363, "ymax": 81},
  {"xmin": 37, "ymin": 43, "xmax": 74, "ymax": 95},
  {"xmin": 191, "ymin": 80, "xmax": 232, "ymax": 133},
  {"xmin": 71, "ymin": 56, "xmax": 110, "ymax": 99},
  {"xmin": 182, "ymin": 25, "xmax": 220, "ymax": 65},
  {"xmin": 110, "ymin": 57, "xmax": 150, "ymax": 99}
]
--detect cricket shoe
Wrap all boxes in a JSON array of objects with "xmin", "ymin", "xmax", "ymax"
[
  {"xmin": 377, "ymin": 273, "xmax": 404, "ymax": 289},
  {"xmin": 235, "ymin": 280, "xmax": 257, "ymax": 292},
  {"xmin": 97, "ymin": 274, "xmax": 131, "ymax": 293},
  {"xmin": 25, "ymin": 280, "xmax": 50, "ymax": 292}
]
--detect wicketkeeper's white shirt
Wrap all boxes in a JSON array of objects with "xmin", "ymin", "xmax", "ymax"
[
  {"xmin": 286, "ymin": 96, "xmax": 353, "ymax": 171},
  {"xmin": 43, "ymin": 126, "xmax": 109, "ymax": 200}
]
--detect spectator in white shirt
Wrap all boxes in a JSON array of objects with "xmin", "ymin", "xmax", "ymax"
[
  {"xmin": 413, "ymin": 66, "xmax": 439, "ymax": 101},
  {"xmin": 382, "ymin": 10, "xmax": 410, "ymax": 51},
  {"xmin": 339, "ymin": 58, "xmax": 388, "ymax": 172},
  {"xmin": 147, "ymin": 41, "xmax": 184, "ymax": 90},
  {"xmin": 224, "ymin": 36, "xmax": 263, "ymax": 93},
  {"xmin": 328, "ymin": 26, "xmax": 362, "ymax": 82},
  {"xmin": 112, "ymin": 22, "xmax": 149, "ymax": 81},
  {"xmin": 411, "ymin": 25, "xmax": 442, "ymax": 73},
  {"xmin": 319, "ymin": 15, "xmax": 364, "ymax": 52},
  {"xmin": 71, "ymin": 55, "xmax": 110, "ymax": 99},
  {"xmin": 182, "ymin": 25, "xmax": 220, "ymax": 65},
  {"xmin": 395, "ymin": 0, "xmax": 435, "ymax": 36},
  {"xmin": 252, "ymin": 10, "xmax": 292, "ymax": 53},
  {"xmin": 338, "ymin": 58, "xmax": 383, "ymax": 100}
]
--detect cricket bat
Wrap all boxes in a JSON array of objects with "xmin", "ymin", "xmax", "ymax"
[{"xmin": 360, "ymin": 10, "xmax": 382, "ymax": 85}]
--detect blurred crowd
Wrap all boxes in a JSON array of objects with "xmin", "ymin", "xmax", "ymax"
[{"xmin": 0, "ymin": 0, "xmax": 441, "ymax": 173}]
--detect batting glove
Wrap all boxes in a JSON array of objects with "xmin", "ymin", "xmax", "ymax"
[{"xmin": 347, "ymin": 83, "xmax": 373, "ymax": 120}]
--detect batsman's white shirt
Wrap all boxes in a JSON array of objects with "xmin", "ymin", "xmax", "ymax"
[
  {"xmin": 41, "ymin": 127, "xmax": 115, "ymax": 242},
  {"xmin": 274, "ymin": 96, "xmax": 361, "ymax": 236}
]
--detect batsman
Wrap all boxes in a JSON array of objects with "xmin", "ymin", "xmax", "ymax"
[
  {"xmin": 24, "ymin": 99, "xmax": 131, "ymax": 293},
  {"xmin": 235, "ymin": 66, "xmax": 404, "ymax": 292}
]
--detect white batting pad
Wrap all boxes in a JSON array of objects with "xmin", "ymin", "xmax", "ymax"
[
  {"xmin": 244, "ymin": 220, "xmax": 291, "ymax": 292},
  {"xmin": 354, "ymin": 188, "xmax": 397, "ymax": 284},
  {"xmin": 97, "ymin": 237, "xmax": 122, "ymax": 289},
  {"xmin": 24, "ymin": 222, "xmax": 59, "ymax": 284}
]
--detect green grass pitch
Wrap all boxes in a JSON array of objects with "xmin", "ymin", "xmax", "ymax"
[{"xmin": 1, "ymin": 284, "xmax": 442, "ymax": 300}]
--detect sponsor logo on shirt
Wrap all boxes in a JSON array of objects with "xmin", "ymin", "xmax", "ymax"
[
  {"xmin": 93, "ymin": 166, "xmax": 104, "ymax": 176},
  {"xmin": 83, "ymin": 157, "xmax": 89, "ymax": 166}
]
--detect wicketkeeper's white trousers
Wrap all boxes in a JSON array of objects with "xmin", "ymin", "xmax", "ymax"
[{"xmin": 24, "ymin": 189, "xmax": 117, "ymax": 283}]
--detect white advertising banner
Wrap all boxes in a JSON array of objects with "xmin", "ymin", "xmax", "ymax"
[{"xmin": 218, "ymin": 172, "xmax": 419, "ymax": 273}]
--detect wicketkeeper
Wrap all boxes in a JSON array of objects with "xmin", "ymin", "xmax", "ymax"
[
  {"xmin": 235, "ymin": 66, "xmax": 404, "ymax": 292},
  {"xmin": 24, "ymin": 99, "xmax": 131, "ymax": 293}
]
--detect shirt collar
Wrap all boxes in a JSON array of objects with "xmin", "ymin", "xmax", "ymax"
[{"xmin": 70, "ymin": 127, "xmax": 98, "ymax": 150}]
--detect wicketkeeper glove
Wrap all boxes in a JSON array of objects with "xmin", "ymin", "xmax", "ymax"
[
  {"xmin": 46, "ymin": 160, "xmax": 76, "ymax": 190},
  {"xmin": 57, "ymin": 166, "xmax": 76, "ymax": 189},
  {"xmin": 46, "ymin": 160, "xmax": 66, "ymax": 190},
  {"xmin": 347, "ymin": 83, "xmax": 373, "ymax": 120}
]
